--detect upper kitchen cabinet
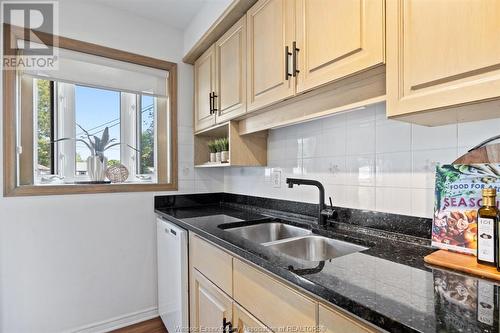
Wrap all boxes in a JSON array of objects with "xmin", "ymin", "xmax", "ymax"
[
  {"xmin": 191, "ymin": 0, "xmax": 386, "ymax": 134},
  {"xmin": 387, "ymin": 0, "xmax": 500, "ymax": 125},
  {"xmin": 195, "ymin": 17, "xmax": 248, "ymax": 133},
  {"xmin": 194, "ymin": 45, "xmax": 216, "ymax": 132},
  {"xmin": 246, "ymin": 0, "xmax": 295, "ymax": 112},
  {"xmin": 215, "ymin": 16, "xmax": 247, "ymax": 123},
  {"xmin": 295, "ymin": 0, "xmax": 385, "ymax": 94}
]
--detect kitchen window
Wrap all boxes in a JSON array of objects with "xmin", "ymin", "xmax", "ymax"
[
  {"xmin": 3, "ymin": 25, "xmax": 178, "ymax": 196},
  {"xmin": 33, "ymin": 80, "xmax": 159, "ymax": 183}
]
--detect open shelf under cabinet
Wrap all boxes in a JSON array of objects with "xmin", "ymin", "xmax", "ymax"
[{"xmin": 194, "ymin": 121, "xmax": 267, "ymax": 168}]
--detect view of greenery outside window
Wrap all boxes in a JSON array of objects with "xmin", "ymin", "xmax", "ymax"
[
  {"xmin": 36, "ymin": 79, "xmax": 53, "ymax": 176},
  {"xmin": 139, "ymin": 94, "xmax": 155, "ymax": 175}
]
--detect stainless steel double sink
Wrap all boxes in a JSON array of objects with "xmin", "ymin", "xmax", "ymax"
[{"xmin": 223, "ymin": 222, "xmax": 368, "ymax": 261}]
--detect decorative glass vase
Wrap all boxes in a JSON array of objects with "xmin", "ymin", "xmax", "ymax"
[
  {"xmin": 87, "ymin": 155, "xmax": 108, "ymax": 181},
  {"xmin": 215, "ymin": 152, "xmax": 221, "ymax": 162},
  {"xmin": 221, "ymin": 151, "xmax": 229, "ymax": 162}
]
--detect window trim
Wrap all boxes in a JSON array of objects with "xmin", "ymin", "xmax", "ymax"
[{"xmin": 3, "ymin": 24, "xmax": 178, "ymax": 196}]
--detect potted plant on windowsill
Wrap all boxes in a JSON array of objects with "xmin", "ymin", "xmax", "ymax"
[
  {"xmin": 220, "ymin": 137, "xmax": 229, "ymax": 163},
  {"xmin": 54, "ymin": 125, "xmax": 137, "ymax": 182},
  {"xmin": 208, "ymin": 140, "xmax": 217, "ymax": 163}
]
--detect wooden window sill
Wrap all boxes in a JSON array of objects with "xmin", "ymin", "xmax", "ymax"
[{"xmin": 4, "ymin": 183, "xmax": 178, "ymax": 197}]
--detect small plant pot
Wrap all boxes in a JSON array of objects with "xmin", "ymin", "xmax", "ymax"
[
  {"xmin": 215, "ymin": 152, "xmax": 221, "ymax": 162},
  {"xmin": 209, "ymin": 153, "xmax": 216, "ymax": 163},
  {"xmin": 221, "ymin": 151, "xmax": 229, "ymax": 162},
  {"xmin": 87, "ymin": 155, "xmax": 108, "ymax": 181}
]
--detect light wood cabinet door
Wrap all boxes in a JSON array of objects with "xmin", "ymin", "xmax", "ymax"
[
  {"xmin": 233, "ymin": 303, "xmax": 272, "ymax": 333},
  {"xmin": 190, "ymin": 268, "xmax": 233, "ymax": 331},
  {"xmin": 295, "ymin": 0, "xmax": 384, "ymax": 93},
  {"xmin": 233, "ymin": 259, "xmax": 317, "ymax": 330},
  {"xmin": 246, "ymin": 0, "xmax": 295, "ymax": 112},
  {"xmin": 387, "ymin": 0, "xmax": 500, "ymax": 118},
  {"xmin": 194, "ymin": 45, "xmax": 216, "ymax": 132},
  {"xmin": 190, "ymin": 233, "xmax": 233, "ymax": 296},
  {"xmin": 319, "ymin": 304, "xmax": 379, "ymax": 333},
  {"xmin": 215, "ymin": 16, "xmax": 247, "ymax": 123}
]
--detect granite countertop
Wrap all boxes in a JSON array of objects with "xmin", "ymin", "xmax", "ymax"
[{"xmin": 155, "ymin": 194, "xmax": 500, "ymax": 333}]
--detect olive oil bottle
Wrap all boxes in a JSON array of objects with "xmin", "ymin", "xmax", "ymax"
[{"xmin": 477, "ymin": 188, "xmax": 498, "ymax": 266}]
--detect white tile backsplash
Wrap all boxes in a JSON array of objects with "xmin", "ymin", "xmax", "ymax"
[
  {"xmin": 458, "ymin": 118, "xmax": 500, "ymax": 148},
  {"xmin": 321, "ymin": 128, "xmax": 347, "ymax": 156},
  {"xmin": 375, "ymin": 152, "xmax": 412, "ymax": 188},
  {"xmin": 412, "ymin": 123, "xmax": 457, "ymax": 150},
  {"xmin": 375, "ymin": 187, "xmax": 412, "ymax": 215},
  {"xmin": 375, "ymin": 121, "xmax": 411, "ymax": 153},
  {"xmin": 346, "ymin": 154, "xmax": 376, "ymax": 186},
  {"xmin": 411, "ymin": 188, "xmax": 435, "ymax": 218},
  {"xmin": 345, "ymin": 185, "xmax": 376, "ymax": 211},
  {"xmin": 178, "ymin": 125, "xmax": 194, "ymax": 146},
  {"xmin": 411, "ymin": 148, "xmax": 457, "ymax": 189},
  {"xmin": 223, "ymin": 102, "xmax": 500, "ymax": 218},
  {"xmin": 346, "ymin": 122, "xmax": 376, "ymax": 155},
  {"xmin": 176, "ymin": 118, "xmax": 224, "ymax": 193}
]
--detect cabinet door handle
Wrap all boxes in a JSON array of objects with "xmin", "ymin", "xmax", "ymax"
[
  {"xmin": 293, "ymin": 41, "xmax": 300, "ymax": 77},
  {"xmin": 212, "ymin": 92, "xmax": 218, "ymax": 114},
  {"xmin": 223, "ymin": 318, "xmax": 237, "ymax": 333},
  {"xmin": 209, "ymin": 92, "xmax": 213, "ymax": 114},
  {"xmin": 285, "ymin": 45, "xmax": 292, "ymax": 80}
]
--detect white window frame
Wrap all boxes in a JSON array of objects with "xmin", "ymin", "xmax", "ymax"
[
  {"xmin": 55, "ymin": 81, "xmax": 76, "ymax": 179},
  {"xmin": 120, "ymin": 92, "xmax": 137, "ymax": 177}
]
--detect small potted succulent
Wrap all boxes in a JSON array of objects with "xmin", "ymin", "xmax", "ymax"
[
  {"xmin": 214, "ymin": 138, "xmax": 222, "ymax": 162},
  {"xmin": 208, "ymin": 141, "xmax": 217, "ymax": 163},
  {"xmin": 220, "ymin": 137, "xmax": 229, "ymax": 163}
]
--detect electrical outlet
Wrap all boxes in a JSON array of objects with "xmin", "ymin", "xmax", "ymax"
[{"xmin": 272, "ymin": 170, "xmax": 281, "ymax": 188}]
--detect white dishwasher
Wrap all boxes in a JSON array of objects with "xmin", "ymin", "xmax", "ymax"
[{"xmin": 156, "ymin": 217, "xmax": 188, "ymax": 332}]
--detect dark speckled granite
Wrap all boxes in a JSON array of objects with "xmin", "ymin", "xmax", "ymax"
[
  {"xmin": 155, "ymin": 193, "xmax": 500, "ymax": 333},
  {"xmin": 156, "ymin": 193, "xmax": 432, "ymax": 239}
]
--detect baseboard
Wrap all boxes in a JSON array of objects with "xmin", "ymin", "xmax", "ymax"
[{"xmin": 69, "ymin": 307, "xmax": 159, "ymax": 333}]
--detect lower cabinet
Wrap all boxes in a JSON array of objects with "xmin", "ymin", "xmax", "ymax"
[
  {"xmin": 233, "ymin": 258, "xmax": 317, "ymax": 330},
  {"xmin": 233, "ymin": 303, "xmax": 271, "ymax": 333},
  {"xmin": 190, "ymin": 233, "xmax": 233, "ymax": 295},
  {"xmin": 190, "ymin": 267, "xmax": 270, "ymax": 333},
  {"xmin": 189, "ymin": 233, "xmax": 380, "ymax": 332},
  {"xmin": 319, "ymin": 304, "xmax": 377, "ymax": 333},
  {"xmin": 190, "ymin": 268, "xmax": 232, "ymax": 330}
]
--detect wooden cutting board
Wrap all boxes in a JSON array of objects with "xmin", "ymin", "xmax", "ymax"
[
  {"xmin": 424, "ymin": 250, "xmax": 500, "ymax": 280},
  {"xmin": 454, "ymin": 143, "xmax": 500, "ymax": 164}
]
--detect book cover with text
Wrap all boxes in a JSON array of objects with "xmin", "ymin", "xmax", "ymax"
[{"xmin": 433, "ymin": 164, "xmax": 500, "ymax": 254}]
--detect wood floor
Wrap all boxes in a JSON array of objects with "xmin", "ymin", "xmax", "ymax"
[{"xmin": 110, "ymin": 317, "xmax": 168, "ymax": 333}]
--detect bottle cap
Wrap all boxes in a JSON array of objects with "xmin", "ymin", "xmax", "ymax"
[{"xmin": 482, "ymin": 188, "xmax": 496, "ymax": 197}]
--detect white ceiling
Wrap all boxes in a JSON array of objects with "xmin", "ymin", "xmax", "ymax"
[{"xmin": 88, "ymin": 0, "xmax": 213, "ymax": 30}]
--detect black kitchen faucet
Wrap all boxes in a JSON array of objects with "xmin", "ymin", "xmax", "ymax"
[{"xmin": 285, "ymin": 178, "xmax": 336, "ymax": 227}]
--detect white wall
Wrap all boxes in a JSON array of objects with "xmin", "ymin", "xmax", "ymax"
[
  {"xmin": 0, "ymin": 1, "xmax": 223, "ymax": 332},
  {"xmin": 225, "ymin": 103, "xmax": 500, "ymax": 218},
  {"xmin": 183, "ymin": 0, "xmax": 233, "ymax": 55}
]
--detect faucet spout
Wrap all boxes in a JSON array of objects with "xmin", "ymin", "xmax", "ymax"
[{"xmin": 285, "ymin": 178, "xmax": 334, "ymax": 227}]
